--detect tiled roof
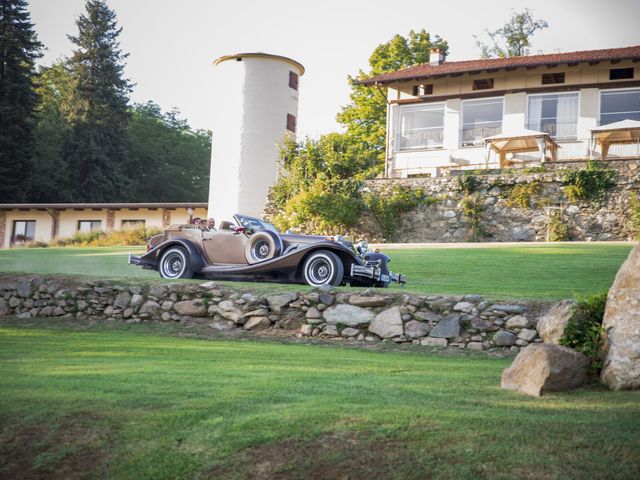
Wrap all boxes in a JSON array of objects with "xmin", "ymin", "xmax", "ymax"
[{"xmin": 357, "ymin": 45, "xmax": 640, "ymax": 85}]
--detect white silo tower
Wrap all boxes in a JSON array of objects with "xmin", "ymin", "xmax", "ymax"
[{"xmin": 208, "ymin": 52, "xmax": 304, "ymax": 224}]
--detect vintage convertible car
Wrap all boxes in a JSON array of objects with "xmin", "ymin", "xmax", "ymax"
[{"xmin": 128, "ymin": 213, "xmax": 405, "ymax": 288}]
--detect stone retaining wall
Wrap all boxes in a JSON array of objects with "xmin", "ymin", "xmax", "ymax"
[{"xmin": 0, "ymin": 275, "xmax": 552, "ymax": 352}]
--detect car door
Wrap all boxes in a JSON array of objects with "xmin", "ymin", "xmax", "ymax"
[{"xmin": 202, "ymin": 229, "xmax": 248, "ymax": 265}]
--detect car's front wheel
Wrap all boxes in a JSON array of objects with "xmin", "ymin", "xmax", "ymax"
[
  {"xmin": 159, "ymin": 246, "xmax": 194, "ymax": 279},
  {"xmin": 302, "ymin": 250, "xmax": 344, "ymax": 287}
]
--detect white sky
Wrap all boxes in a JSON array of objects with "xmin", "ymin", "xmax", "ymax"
[{"xmin": 30, "ymin": 0, "xmax": 640, "ymax": 138}]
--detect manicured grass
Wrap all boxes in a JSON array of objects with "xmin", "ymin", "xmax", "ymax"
[
  {"xmin": 0, "ymin": 320, "xmax": 638, "ymax": 479},
  {"xmin": 0, "ymin": 243, "xmax": 633, "ymax": 299}
]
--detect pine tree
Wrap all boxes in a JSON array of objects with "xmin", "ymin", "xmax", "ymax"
[
  {"xmin": 0, "ymin": 0, "xmax": 42, "ymax": 202},
  {"xmin": 64, "ymin": 0, "xmax": 132, "ymax": 202}
]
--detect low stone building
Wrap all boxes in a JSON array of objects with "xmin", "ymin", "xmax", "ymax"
[{"xmin": 0, "ymin": 202, "xmax": 207, "ymax": 247}]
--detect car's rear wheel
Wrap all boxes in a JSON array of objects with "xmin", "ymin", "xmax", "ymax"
[
  {"xmin": 159, "ymin": 246, "xmax": 194, "ymax": 279},
  {"xmin": 302, "ymin": 250, "xmax": 344, "ymax": 287},
  {"xmin": 245, "ymin": 231, "xmax": 281, "ymax": 264}
]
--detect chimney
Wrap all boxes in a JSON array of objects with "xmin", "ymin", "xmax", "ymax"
[{"xmin": 429, "ymin": 48, "xmax": 444, "ymax": 66}]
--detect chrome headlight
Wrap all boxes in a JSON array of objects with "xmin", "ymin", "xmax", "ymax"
[{"xmin": 356, "ymin": 241, "xmax": 368, "ymax": 256}]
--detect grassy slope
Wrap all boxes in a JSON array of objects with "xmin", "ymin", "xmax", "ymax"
[
  {"xmin": 0, "ymin": 243, "xmax": 633, "ymax": 299},
  {"xmin": 0, "ymin": 321, "xmax": 638, "ymax": 479}
]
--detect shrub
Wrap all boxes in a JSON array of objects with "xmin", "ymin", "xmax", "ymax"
[
  {"xmin": 363, "ymin": 185, "xmax": 437, "ymax": 240},
  {"xmin": 505, "ymin": 182, "xmax": 540, "ymax": 209},
  {"xmin": 457, "ymin": 173, "xmax": 480, "ymax": 195},
  {"xmin": 461, "ymin": 194, "xmax": 484, "ymax": 242},
  {"xmin": 548, "ymin": 211, "xmax": 569, "ymax": 241},
  {"xmin": 628, "ymin": 192, "xmax": 640, "ymax": 240},
  {"xmin": 560, "ymin": 292, "xmax": 608, "ymax": 373},
  {"xmin": 53, "ymin": 226, "xmax": 163, "ymax": 247},
  {"xmin": 563, "ymin": 160, "xmax": 616, "ymax": 203}
]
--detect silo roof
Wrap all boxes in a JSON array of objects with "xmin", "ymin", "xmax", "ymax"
[{"xmin": 213, "ymin": 52, "xmax": 305, "ymax": 75}]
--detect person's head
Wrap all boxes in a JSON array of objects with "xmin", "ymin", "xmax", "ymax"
[
  {"xmin": 207, "ymin": 217, "xmax": 215, "ymax": 229},
  {"xmin": 192, "ymin": 217, "xmax": 201, "ymax": 225}
]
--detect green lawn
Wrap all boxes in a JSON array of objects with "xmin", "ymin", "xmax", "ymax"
[
  {"xmin": 0, "ymin": 320, "xmax": 638, "ymax": 479},
  {"xmin": 0, "ymin": 243, "xmax": 634, "ymax": 299}
]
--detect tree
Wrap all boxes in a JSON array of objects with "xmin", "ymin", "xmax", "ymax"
[
  {"xmin": 63, "ymin": 0, "xmax": 133, "ymax": 202},
  {"xmin": 336, "ymin": 29, "xmax": 448, "ymax": 170},
  {"xmin": 474, "ymin": 9, "xmax": 548, "ymax": 58},
  {"xmin": 128, "ymin": 101, "xmax": 211, "ymax": 202},
  {"xmin": 26, "ymin": 62, "xmax": 74, "ymax": 201},
  {"xmin": 0, "ymin": 0, "xmax": 42, "ymax": 202}
]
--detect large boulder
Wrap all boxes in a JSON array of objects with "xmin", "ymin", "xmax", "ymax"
[
  {"xmin": 323, "ymin": 304, "xmax": 374, "ymax": 327},
  {"xmin": 501, "ymin": 343, "xmax": 590, "ymax": 397},
  {"xmin": 536, "ymin": 300, "xmax": 574, "ymax": 344},
  {"xmin": 173, "ymin": 300, "xmax": 207, "ymax": 317},
  {"xmin": 601, "ymin": 244, "xmax": 640, "ymax": 390},
  {"xmin": 349, "ymin": 294, "xmax": 388, "ymax": 308},
  {"xmin": 266, "ymin": 292, "xmax": 298, "ymax": 313},
  {"xmin": 368, "ymin": 307, "xmax": 403, "ymax": 338}
]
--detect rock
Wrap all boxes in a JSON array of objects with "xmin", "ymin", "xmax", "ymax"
[
  {"xmin": 510, "ymin": 225, "xmax": 535, "ymax": 241},
  {"xmin": 515, "ymin": 339, "xmax": 529, "ymax": 347},
  {"xmin": 161, "ymin": 312, "xmax": 172, "ymax": 322},
  {"xmin": 217, "ymin": 300, "xmax": 237, "ymax": 312},
  {"xmin": 341, "ymin": 327, "xmax": 360, "ymax": 337},
  {"xmin": 536, "ymin": 300, "xmax": 574, "ymax": 344},
  {"xmin": 76, "ymin": 299, "xmax": 88, "ymax": 311},
  {"xmin": 601, "ymin": 244, "xmax": 640, "ymax": 390},
  {"xmin": 161, "ymin": 301, "xmax": 174, "ymax": 311},
  {"xmin": 518, "ymin": 328, "xmax": 537, "ymax": 342},
  {"xmin": 243, "ymin": 316, "xmax": 271, "ymax": 331},
  {"xmin": 413, "ymin": 310, "xmax": 440, "ymax": 322},
  {"xmin": 113, "ymin": 291, "xmax": 131, "ymax": 309},
  {"xmin": 349, "ymin": 294, "xmax": 388, "ymax": 308},
  {"xmin": 421, "ymin": 337, "xmax": 448, "ymax": 348},
  {"xmin": 429, "ymin": 314, "xmax": 461, "ymax": 339},
  {"xmin": 463, "ymin": 294, "xmax": 483, "ymax": 303},
  {"xmin": 130, "ymin": 294, "xmax": 144, "ymax": 309},
  {"xmin": 39, "ymin": 306, "xmax": 53, "ymax": 317},
  {"xmin": 565, "ymin": 205, "xmax": 580, "ymax": 215},
  {"xmin": 369, "ymin": 307, "xmax": 403, "ymax": 338},
  {"xmin": 16, "ymin": 311, "xmax": 32, "ymax": 319},
  {"xmin": 467, "ymin": 342, "xmax": 484, "ymax": 351},
  {"xmin": 305, "ymin": 307, "xmax": 322, "ymax": 319},
  {"xmin": 266, "ymin": 292, "xmax": 298, "ymax": 313},
  {"xmin": 453, "ymin": 301, "xmax": 474, "ymax": 313},
  {"xmin": 505, "ymin": 315, "xmax": 530, "ymax": 329},
  {"xmin": 8, "ymin": 297, "xmax": 20, "ymax": 308},
  {"xmin": 173, "ymin": 300, "xmax": 207, "ymax": 317},
  {"xmin": 280, "ymin": 313, "xmax": 303, "ymax": 330},
  {"xmin": 492, "ymin": 304, "xmax": 527, "ymax": 314},
  {"xmin": 209, "ymin": 320, "xmax": 234, "ymax": 331},
  {"xmin": 0, "ymin": 298, "xmax": 8, "ymax": 315},
  {"xmin": 493, "ymin": 330, "xmax": 517, "ymax": 346},
  {"xmin": 16, "ymin": 281, "xmax": 32, "ymax": 298},
  {"xmin": 218, "ymin": 310, "xmax": 243, "ymax": 324},
  {"xmin": 324, "ymin": 324, "xmax": 338, "ymax": 336},
  {"xmin": 323, "ymin": 304, "xmax": 374, "ymax": 327},
  {"xmin": 52, "ymin": 306, "xmax": 65, "ymax": 316},
  {"xmin": 139, "ymin": 301, "xmax": 161, "ymax": 316},
  {"xmin": 103, "ymin": 306, "xmax": 114, "ymax": 317},
  {"xmin": 501, "ymin": 343, "xmax": 590, "ymax": 397},
  {"xmin": 300, "ymin": 324, "xmax": 312, "ymax": 336},
  {"xmin": 404, "ymin": 320, "xmax": 431, "ymax": 339},
  {"xmin": 471, "ymin": 318, "xmax": 492, "ymax": 331},
  {"xmin": 318, "ymin": 293, "xmax": 335, "ymax": 306}
]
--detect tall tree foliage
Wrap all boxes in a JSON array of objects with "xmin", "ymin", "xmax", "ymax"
[
  {"xmin": 0, "ymin": 0, "xmax": 42, "ymax": 202},
  {"xmin": 63, "ymin": 0, "xmax": 132, "ymax": 202},
  {"xmin": 336, "ymin": 29, "xmax": 448, "ymax": 170},
  {"xmin": 128, "ymin": 101, "xmax": 211, "ymax": 202},
  {"xmin": 474, "ymin": 9, "xmax": 548, "ymax": 58}
]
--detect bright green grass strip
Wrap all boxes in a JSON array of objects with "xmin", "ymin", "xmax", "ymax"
[
  {"xmin": 0, "ymin": 323, "xmax": 638, "ymax": 479},
  {"xmin": 0, "ymin": 243, "xmax": 633, "ymax": 299}
]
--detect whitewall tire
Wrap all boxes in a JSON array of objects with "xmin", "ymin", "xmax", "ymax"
[{"xmin": 302, "ymin": 250, "xmax": 344, "ymax": 287}]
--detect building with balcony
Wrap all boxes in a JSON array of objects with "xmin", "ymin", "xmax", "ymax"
[{"xmin": 359, "ymin": 45, "xmax": 640, "ymax": 177}]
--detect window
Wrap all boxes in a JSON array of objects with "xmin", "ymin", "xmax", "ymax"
[
  {"xmin": 78, "ymin": 220, "xmax": 102, "ymax": 232},
  {"xmin": 121, "ymin": 220, "xmax": 145, "ymax": 229},
  {"xmin": 527, "ymin": 93, "xmax": 579, "ymax": 140},
  {"xmin": 397, "ymin": 103, "xmax": 445, "ymax": 150},
  {"xmin": 412, "ymin": 84, "xmax": 433, "ymax": 96},
  {"xmin": 289, "ymin": 71, "xmax": 299, "ymax": 90},
  {"xmin": 12, "ymin": 220, "xmax": 36, "ymax": 243},
  {"xmin": 461, "ymin": 98, "xmax": 503, "ymax": 147},
  {"xmin": 286, "ymin": 113, "xmax": 296, "ymax": 132},
  {"xmin": 472, "ymin": 78, "xmax": 494, "ymax": 90},
  {"xmin": 609, "ymin": 68, "xmax": 634, "ymax": 80},
  {"xmin": 541, "ymin": 72, "xmax": 565, "ymax": 85},
  {"xmin": 600, "ymin": 88, "xmax": 640, "ymax": 125}
]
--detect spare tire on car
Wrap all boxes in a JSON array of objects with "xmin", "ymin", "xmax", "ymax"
[{"xmin": 244, "ymin": 231, "xmax": 282, "ymax": 264}]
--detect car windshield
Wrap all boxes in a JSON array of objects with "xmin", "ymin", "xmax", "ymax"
[{"xmin": 234, "ymin": 214, "xmax": 280, "ymax": 234}]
